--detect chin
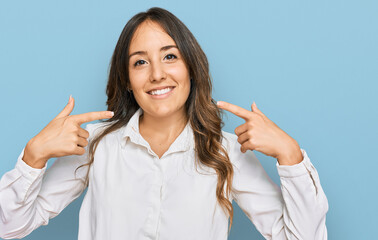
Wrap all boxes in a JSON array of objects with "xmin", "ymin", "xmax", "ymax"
[{"xmin": 143, "ymin": 104, "xmax": 186, "ymax": 119}]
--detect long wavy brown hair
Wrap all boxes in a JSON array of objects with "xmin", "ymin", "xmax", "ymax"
[{"xmin": 77, "ymin": 7, "xmax": 234, "ymax": 233}]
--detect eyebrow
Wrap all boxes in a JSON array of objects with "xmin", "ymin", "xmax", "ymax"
[{"xmin": 128, "ymin": 45, "xmax": 178, "ymax": 59}]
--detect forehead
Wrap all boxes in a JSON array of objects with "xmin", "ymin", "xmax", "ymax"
[{"xmin": 129, "ymin": 20, "xmax": 176, "ymax": 52}]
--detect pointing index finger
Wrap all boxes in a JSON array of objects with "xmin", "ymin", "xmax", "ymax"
[
  {"xmin": 217, "ymin": 101, "xmax": 251, "ymax": 120},
  {"xmin": 70, "ymin": 111, "xmax": 114, "ymax": 125}
]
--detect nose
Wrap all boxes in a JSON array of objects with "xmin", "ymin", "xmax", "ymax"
[{"xmin": 149, "ymin": 61, "xmax": 167, "ymax": 82}]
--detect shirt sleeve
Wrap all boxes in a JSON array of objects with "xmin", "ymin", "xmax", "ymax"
[
  {"xmin": 228, "ymin": 135, "xmax": 328, "ymax": 240},
  {"xmin": 0, "ymin": 124, "xmax": 98, "ymax": 239}
]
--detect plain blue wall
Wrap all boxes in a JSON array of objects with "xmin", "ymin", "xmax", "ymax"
[{"xmin": 1, "ymin": 0, "xmax": 377, "ymax": 239}]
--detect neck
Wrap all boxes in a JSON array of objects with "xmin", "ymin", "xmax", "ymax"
[{"xmin": 139, "ymin": 109, "xmax": 188, "ymax": 140}]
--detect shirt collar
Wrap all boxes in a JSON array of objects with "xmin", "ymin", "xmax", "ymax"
[{"xmin": 119, "ymin": 108, "xmax": 194, "ymax": 155}]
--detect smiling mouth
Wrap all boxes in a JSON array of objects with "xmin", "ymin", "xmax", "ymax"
[{"xmin": 147, "ymin": 87, "xmax": 175, "ymax": 95}]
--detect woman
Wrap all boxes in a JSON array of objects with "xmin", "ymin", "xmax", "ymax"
[{"xmin": 0, "ymin": 7, "xmax": 328, "ymax": 240}]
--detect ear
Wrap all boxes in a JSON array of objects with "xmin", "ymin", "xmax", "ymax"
[{"xmin": 126, "ymin": 83, "xmax": 133, "ymax": 92}]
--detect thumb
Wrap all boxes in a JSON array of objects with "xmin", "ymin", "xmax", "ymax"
[
  {"xmin": 251, "ymin": 101, "xmax": 265, "ymax": 117},
  {"xmin": 55, "ymin": 95, "xmax": 75, "ymax": 119}
]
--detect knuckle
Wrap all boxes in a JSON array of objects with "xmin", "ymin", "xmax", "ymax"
[
  {"xmin": 68, "ymin": 143, "xmax": 77, "ymax": 152},
  {"xmin": 71, "ymin": 135, "xmax": 79, "ymax": 143},
  {"xmin": 65, "ymin": 117, "xmax": 77, "ymax": 127},
  {"xmin": 246, "ymin": 112, "xmax": 253, "ymax": 119},
  {"xmin": 249, "ymin": 138, "xmax": 257, "ymax": 146},
  {"xmin": 72, "ymin": 125, "xmax": 80, "ymax": 132},
  {"xmin": 247, "ymin": 129, "xmax": 254, "ymax": 136}
]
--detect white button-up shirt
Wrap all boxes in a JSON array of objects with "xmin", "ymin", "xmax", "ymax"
[{"xmin": 0, "ymin": 108, "xmax": 328, "ymax": 239}]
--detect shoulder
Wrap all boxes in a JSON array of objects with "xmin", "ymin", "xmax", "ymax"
[
  {"xmin": 221, "ymin": 130, "xmax": 240, "ymax": 156},
  {"xmin": 84, "ymin": 121, "xmax": 114, "ymax": 141},
  {"xmin": 221, "ymin": 130, "xmax": 238, "ymax": 149}
]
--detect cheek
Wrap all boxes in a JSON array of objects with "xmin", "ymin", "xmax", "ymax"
[
  {"xmin": 166, "ymin": 65, "xmax": 190, "ymax": 91},
  {"xmin": 129, "ymin": 70, "xmax": 146, "ymax": 91},
  {"xmin": 180, "ymin": 80, "xmax": 191, "ymax": 106},
  {"xmin": 167, "ymin": 63, "xmax": 190, "ymax": 79}
]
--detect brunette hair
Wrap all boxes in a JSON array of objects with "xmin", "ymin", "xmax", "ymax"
[{"xmin": 77, "ymin": 7, "xmax": 234, "ymax": 233}]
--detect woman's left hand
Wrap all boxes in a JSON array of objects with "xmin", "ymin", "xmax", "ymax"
[{"xmin": 217, "ymin": 101, "xmax": 303, "ymax": 166}]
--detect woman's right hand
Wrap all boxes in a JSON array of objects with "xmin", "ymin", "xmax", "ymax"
[{"xmin": 23, "ymin": 96, "xmax": 114, "ymax": 169}]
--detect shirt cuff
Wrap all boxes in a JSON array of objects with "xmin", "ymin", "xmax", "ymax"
[
  {"xmin": 15, "ymin": 148, "xmax": 47, "ymax": 183},
  {"xmin": 276, "ymin": 149, "xmax": 315, "ymax": 178}
]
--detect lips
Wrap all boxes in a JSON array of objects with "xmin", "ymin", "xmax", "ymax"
[{"xmin": 147, "ymin": 86, "xmax": 175, "ymax": 96}]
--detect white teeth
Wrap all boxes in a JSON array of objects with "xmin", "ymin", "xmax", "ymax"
[{"xmin": 149, "ymin": 87, "xmax": 172, "ymax": 95}]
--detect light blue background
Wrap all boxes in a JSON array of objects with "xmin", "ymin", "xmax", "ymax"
[{"xmin": 1, "ymin": 0, "xmax": 377, "ymax": 239}]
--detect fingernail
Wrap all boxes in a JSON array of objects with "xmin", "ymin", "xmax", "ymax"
[
  {"xmin": 68, "ymin": 95, "xmax": 72, "ymax": 103},
  {"xmin": 216, "ymin": 101, "xmax": 222, "ymax": 106},
  {"xmin": 252, "ymin": 101, "xmax": 256, "ymax": 106},
  {"xmin": 107, "ymin": 111, "xmax": 114, "ymax": 117}
]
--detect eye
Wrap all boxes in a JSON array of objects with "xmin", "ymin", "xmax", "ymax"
[
  {"xmin": 134, "ymin": 59, "xmax": 147, "ymax": 67},
  {"xmin": 164, "ymin": 54, "xmax": 177, "ymax": 60}
]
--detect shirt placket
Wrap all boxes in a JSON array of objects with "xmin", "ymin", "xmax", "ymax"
[
  {"xmin": 153, "ymin": 155, "xmax": 164, "ymax": 240},
  {"xmin": 132, "ymin": 133, "xmax": 165, "ymax": 240},
  {"xmin": 123, "ymin": 112, "xmax": 190, "ymax": 239}
]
